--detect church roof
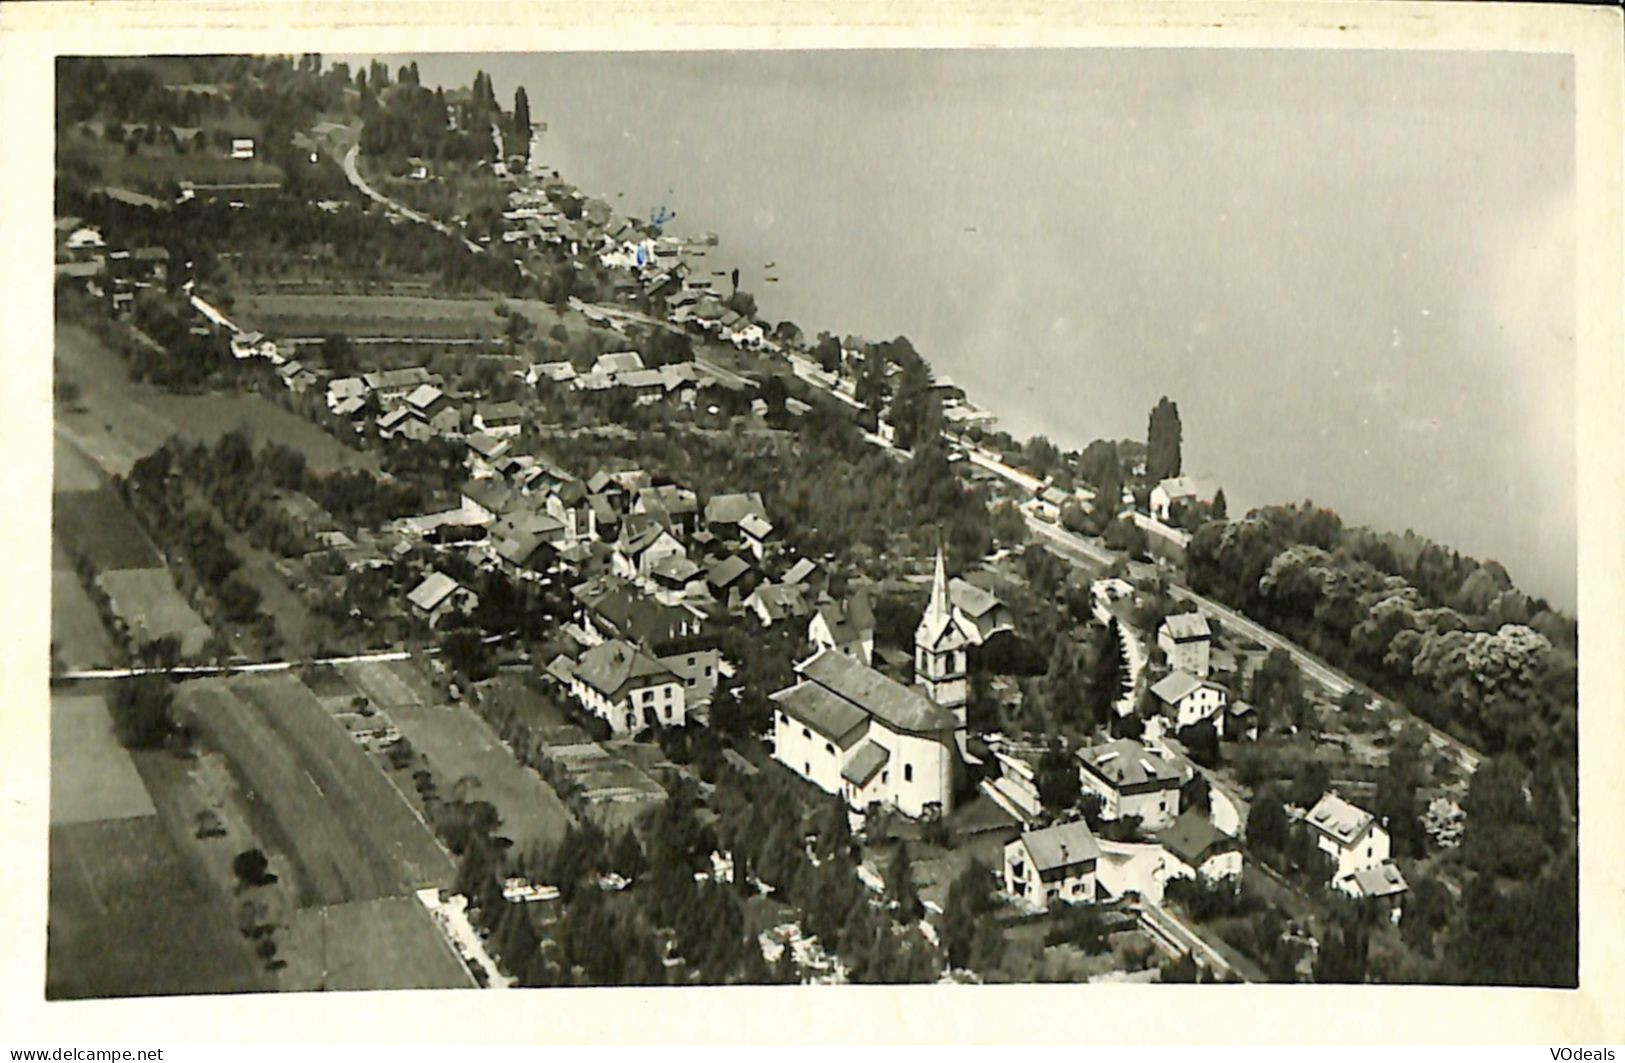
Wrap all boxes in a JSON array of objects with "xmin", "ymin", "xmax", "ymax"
[{"xmin": 799, "ymin": 648, "xmax": 960, "ymax": 735}]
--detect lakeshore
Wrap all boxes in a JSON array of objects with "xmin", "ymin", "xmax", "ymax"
[{"xmin": 368, "ymin": 49, "xmax": 1578, "ymax": 610}]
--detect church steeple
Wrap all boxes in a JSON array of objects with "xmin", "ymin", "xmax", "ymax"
[
  {"xmin": 915, "ymin": 537, "xmax": 969, "ymax": 727},
  {"xmin": 924, "ymin": 543, "xmax": 950, "ymax": 633}
]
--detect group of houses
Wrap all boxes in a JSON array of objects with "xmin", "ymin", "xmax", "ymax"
[
  {"xmin": 499, "ymin": 174, "xmax": 778, "ymax": 354},
  {"xmin": 766, "ymin": 549, "xmax": 1014, "ymax": 821},
  {"xmin": 55, "ymin": 215, "xmax": 173, "ymax": 318},
  {"xmin": 1086, "ymin": 575, "xmax": 1258, "ymax": 743},
  {"xmin": 529, "ymin": 349, "xmax": 704, "ymax": 407},
  {"xmin": 999, "ymin": 739, "xmax": 1407, "ymax": 922}
]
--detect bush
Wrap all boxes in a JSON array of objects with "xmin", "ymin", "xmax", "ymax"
[{"xmin": 232, "ymin": 848, "xmax": 276, "ymax": 888}]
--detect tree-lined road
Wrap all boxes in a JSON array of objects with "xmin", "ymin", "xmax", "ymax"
[
  {"xmin": 1028, "ymin": 512, "xmax": 1484, "ymax": 776},
  {"xmin": 340, "ymin": 143, "xmax": 484, "ymax": 255}
]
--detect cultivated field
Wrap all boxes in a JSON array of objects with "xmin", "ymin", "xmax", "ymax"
[
  {"xmin": 47, "ymin": 816, "xmax": 269, "ymax": 999},
  {"xmin": 97, "ymin": 568, "xmax": 212, "ymax": 657},
  {"xmin": 50, "ymin": 695, "xmax": 157, "ymax": 825},
  {"xmin": 51, "ymin": 567, "xmax": 117, "ymax": 671},
  {"xmin": 178, "ymin": 674, "xmax": 454, "ymax": 908},
  {"xmin": 234, "ymin": 292, "xmax": 509, "ymax": 340},
  {"xmin": 390, "ymin": 702, "xmax": 576, "ymax": 855},
  {"xmin": 545, "ymin": 739, "xmax": 667, "ymax": 834},
  {"xmin": 53, "ymin": 433, "xmax": 105, "ymax": 492},
  {"xmin": 138, "ymin": 390, "xmax": 378, "ymax": 476},
  {"xmin": 58, "ymin": 125, "xmax": 285, "ymax": 190},
  {"xmin": 280, "ymin": 897, "xmax": 475, "ymax": 992},
  {"xmin": 55, "ymin": 321, "xmax": 377, "ymax": 478},
  {"xmin": 341, "ymin": 658, "xmax": 435, "ymax": 710},
  {"xmin": 231, "ymin": 291, "xmax": 582, "ymax": 342},
  {"xmin": 54, "ymin": 489, "xmax": 162, "ymax": 570}
]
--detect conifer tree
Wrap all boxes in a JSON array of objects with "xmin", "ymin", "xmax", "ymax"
[{"xmin": 1147, "ymin": 396, "xmax": 1183, "ymax": 486}]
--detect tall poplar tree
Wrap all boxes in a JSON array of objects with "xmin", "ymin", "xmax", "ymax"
[
  {"xmin": 513, "ymin": 85, "xmax": 532, "ymax": 136},
  {"xmin": 1147, "ymin": 396, "xmax": 1183, "ymax": 486}
]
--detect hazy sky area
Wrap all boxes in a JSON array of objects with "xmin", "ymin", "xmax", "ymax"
[{"xmin": 344, "ymin": 49, "xmax": 1577, "ymax": 609}]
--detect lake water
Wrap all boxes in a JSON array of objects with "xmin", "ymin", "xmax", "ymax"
[{"xmin": 350, "ymin": 50, "xmax": 1577, "ymax": 609}]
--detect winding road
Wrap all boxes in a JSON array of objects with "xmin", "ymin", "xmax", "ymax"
[{"xmin": 340, "ymin": 143, "xmax": 484, "ymax": 255}]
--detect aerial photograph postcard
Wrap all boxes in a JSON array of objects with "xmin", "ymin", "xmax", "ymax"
[{"xmin": 44, "ymin": 44, "xmax": 1579, "ymax": 1001}]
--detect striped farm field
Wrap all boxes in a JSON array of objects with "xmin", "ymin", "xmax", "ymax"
[{"xmin": 178, "ymin": 673, "xmax": 454, "ymax": 908}]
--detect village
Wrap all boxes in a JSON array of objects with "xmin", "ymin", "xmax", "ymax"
[{"xmin": 47, "ymin": 55, "xmax": 1576, "ymax": 996}]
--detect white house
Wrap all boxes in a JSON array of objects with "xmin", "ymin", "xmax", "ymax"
[
  {"xmin": 473, "ymin": 402, "xmax": 524, "ymax": 439},
  {"xmin": 770, "ymin": 648, "xmax": 962, "ymax": 819},
  {"xmin": 406, "ymin": 570, "xmax": 478, "ymax": 628},
  {"xmin": 327, "ymin": 376, "xmax": 368, "ymax": 414},
  {"xmin": 1003, "ymin": 820, "xmax": 1101, "ymax": 910},
  {"xmin": 948, "ymin": 578, "xmax": 1012, "ymax": 645},
  {"xmin": 1338, "ymin": 861, "xmax": 1410, "ymax": 924},
  {"xmin": 1077, "ymin": 738, "xmax": 1184, "ymax": 830},
  {"xmin": 739, "ymin": 512, "xmax": 775, "ymax": 561},
  {"xmin": 1149, "ymin": 670, "xmax": 1229, "ymax": 732},
  {"xmin": 807, "ymin": 593, "xmax": 876, "ymax": 666},
  {"xmin": 1157, "ymin": 809, "xmax": 1243, "ymax": 887},
  {"xmin": 1150, "ymin": 475, "xmax": 1220, "ymax": 524},
  {"xmin": 230, "ymin": 137, "xmax": 256, "ymax": 160},
  {"xmin": 1305, "ymin": 792, "xmax": 1391, "ymax": 883},
  {"xmin": 1157, "ymin": 612, "xmax": 1213, "ymax": 677},
  {"xmin": 613, "ymin": 520, "xmax": 687, "ymax": 583},
  {"xmin": 1089, "ymin": 577, "xmax": 1135, "ymax": 626},
  {"xmin": 562, "ymin": 638, "xmax": 687, "ymax": 735}
]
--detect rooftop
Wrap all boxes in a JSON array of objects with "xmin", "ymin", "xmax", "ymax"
[
  {"xmin": 404, "ymin": 383, "xmax": 444, "ymax": 411},
  {"xmin": 1162, "ymin": 612, "xmax": 1213, "ymax": 642},
  {"xmin": 799, "ymin": 648, "xmax": 960, "ymax": 735},
  {"xmin": 1306, "ymin": 792, "xmax": 1377, "ymax": 846},
  {"xmin": 593, "ymin": 351, "xmax": 646, "ymax": 376},
  {"xmin": 1150, "ymin": 670, "xmax": 1204, "ymax": 705},
  {"xmin": 1018, "ymin": 819, "xmax": 1102, "ymax": 872},
  {"xmin": 771, "ymin": 679, "xmax": 869, "ymax": 744},
  {"xmin": 706, "ymin": 555, "xmax": 752, "ymax": 589},
  {"xmin": 841, "ymin": 741, "xmax": 891, "ymax": 786},
  {"xmin": 1348, "ymin": 862, "xmax": 1409, "ymax": 899},
  {"xmin": 1078, "ymin": 738, "xmax": 1182, "ymax": 790},
  {"xmin": 1156, "ymin": 809, "xmax": 1237, "ymax": 867},
  {"xmin": 572, "ymin": 639, "xmax": 675, "ymax": 698},
  {"xmin": 815, "ymin": 592, "xmax": 877, "ymax": 644},
  {"xmin": 407, "ymin": 570, "xmax": 461, "ymax": 613},
  {"xmin": 948, "ymin": 576, "xmax": 1002, "ymax": 618},
  {"xmin": 362, "ymin": 366, "xmax": 435, "ymax": 391},
  {"xmin": 705, "ymin": 492, "xmax": 767, "ymax": 526},
  {"xmin": 1155, "ymin": 475, "xmax": 1221, "ymax": 502},
  {"xmin": 748, "ymin": 583, "xmax": 812, "ymax": 622},
  {"xmin": 782, "ymin": 558, "xmax": 818, "ymax": 586},
  {"xmin": 739, "ymin": 513, "xmax": 774, "ymax": 539}
]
